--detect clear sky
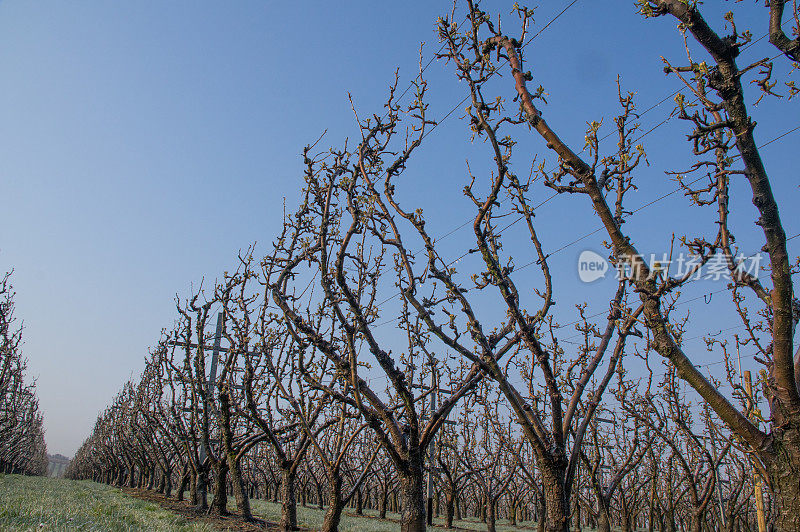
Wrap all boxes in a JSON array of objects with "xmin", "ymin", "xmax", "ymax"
[{"xmin": 1, "ymin": 1, "xmax": 796, "ymax": 456}]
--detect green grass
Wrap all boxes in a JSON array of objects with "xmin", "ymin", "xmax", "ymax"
[
  {"xmin": 1, "ymin": 475, "xmax": 593, "ymax": 531},
  {"xmin": 0, "ymin": 474, "xmax": 216, "ymax": 531}
]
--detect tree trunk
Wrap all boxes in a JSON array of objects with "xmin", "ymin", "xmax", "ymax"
[
  {"xmin": 164, "ymin": 469, "xmax": 172, "ymax": 498},
  {"xmin": 321, "ymin": 475, "xmax": 344, "ymax": 532},
  {"xmin": 399, "ymin": 466, "xmax": 426, "ymax": 532},
  {"xmin": 355, "ymin": 486, "xmax": 364, "ymax": 515},
  {"xmin": 597, "ymin": 496, "xmax": 611, "ymax": 532},
  {"xmin": 197, "ymin": 465, "xmax": 210, "ymax": 510},
  {"xmin": 189, "ymin": 470, "xmax": 198, "ymax": 505},
  {"xmin": 228, "ymin": 455, "xmax": 252, "ymax": 521},
  {"xmin": 272, "ymin": 480, "xmax": 280, "ymax": 503},
  {"xmin": 486, "ymin": 498, "xmax": 497, "ymax": 532},
  {"xmin": 316, "ymin": 479, "xmax": 324, "ymax": 510},
  {"xmin": 540, "ymin": 463, "xmax": 569, "ymax": 532},
  {"xmin": 689, "ymin": 510, "xmax": 702, "ymax": 532},
  {"xmin": 445, "ymin": 490, "xmax": 455, "ymax": 529},
  {"xmin": 665, "ymin": 502, "xmax": 676, "ymax": 532},
  {"xmin": 768, "ymin": 430, "xmax": 800, "ymax": 531},
  {"xmin": 379, "ymin": 486, "xmax": 389, "ymax": 519},
  {"xmin": 280, "ymin": 467, "xmax": 298, "ymax": 531},
  {"xmin": 536, "ymin": 489, "xmax": 546, "ymax": 532},
  {"xmin": 210, "ymin": 460, "xmax": 229, "ymax": 515},
  {"xmin": 621, "ymin": 516, "xmax": 634, "ymax": 532}
]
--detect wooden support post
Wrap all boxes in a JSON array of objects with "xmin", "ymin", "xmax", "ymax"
[
  {"xmin": 426, "ymin": 369, "xmax": 436, "ymax": 526},
  {"xmin": 744, "ymin": 371, "xmax": 766, "ymax": 532}
]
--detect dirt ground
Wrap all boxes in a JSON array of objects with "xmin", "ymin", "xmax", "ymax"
[
  {"xmin": 120, "ymin": 487, "xmax": 527, "ymax": 531},
  {"xmin": 121, "ymin": 487, "xmax": 290, "ymax": 531}
]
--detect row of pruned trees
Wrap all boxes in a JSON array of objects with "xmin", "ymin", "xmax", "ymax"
[
  {"xmin": 68, "ymin": 1, "xmax": 799, "ymax": 531},
  {"xmin": 0, "ymin": 271, "xmax": 48, "ymax": 476},
  {"xmin": 65, "ymin": 332, "xmax": 769, "ymax": 532}
]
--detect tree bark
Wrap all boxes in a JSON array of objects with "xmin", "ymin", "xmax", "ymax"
[
  {"xmin": 355, "ymin": 486, "xmax": 364, "ymax": 515},
  {"xmin": 536, "ymin": 488, "xmax": 546, "ymax": 532},
  {"xmin": 176, "ymin": 467, "xmax": 188, "ymax": 501},
  {"xmin": 280, "ymin": 467, "xmax": 298, "ymax": 531},
  {"xmin": 597, "ymin": 502, "xmax": 611, "ymax": 532},
  {"xmin": 486, "ymin": 498, "xmax": 497, "ymax": 532},
  {"xmin": 228, "ymin": 454, "xmax": 252, "ymax": 521},
  {"xmin": 399, "ymin": 467, "xmax": 426, "ymax": 532},
  {"xmin": 189, "ymin": 470, "xmax": 198, "ymax": 505},
  {"xmin": 156, "ymin": 470, "xmax": 165, "ymax": 493},
  {"xmin": 768, "ymin": 429, "xmax": 800, "ymax": 531},
  {"xmin": 321, "ymin": 475, "xmax": 344, "ymax": 532},
  {"xmin": 209, "ymin": 460, "xmax": 229, "ymax": 515},
  {"xmin": 315, "ymin": 479, "xmax": 324, "ymax": 510},
  {"xmin": 379, "ymin": 486, "xmax": 389, "ymax": 519},
  {"xmin": 163, "ymin": 469, "xmax": 172, "ymax": 498},
  {"xmin": 444, "ymin": 490, "xmax": 455, "ymax": 529},
  {"xmin": 540, "ymin": 462, "xmax": 569, "ymax": 532}
]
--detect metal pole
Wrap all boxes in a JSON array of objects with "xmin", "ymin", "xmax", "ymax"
[
  {"xmin": 744, "ymin": 371, "xmax": 767, "ymax": 532},
  {"xmin": 208, "ymin": 311, "xmax": 223, "ymax": 397},
  {"xmin": 199, "ymin": 312, "xmax": 223, "ymax": 464},
  {"xmin": 573, "ymin": 457, "xmax": 581, "ymax": 532}
]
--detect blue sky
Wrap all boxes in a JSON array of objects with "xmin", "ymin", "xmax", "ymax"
[{"xmin": 1, "ymin": 1, "xmax": 797, "ymax": 456}]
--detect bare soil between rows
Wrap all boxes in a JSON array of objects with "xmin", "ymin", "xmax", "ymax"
[
  {"xmin": 120, "ymin": 487, "xmax": 288, "ymax": 531},
  {"xmin": 120, "ymin": 487, "xmax": 528, "ymax": 531}
]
